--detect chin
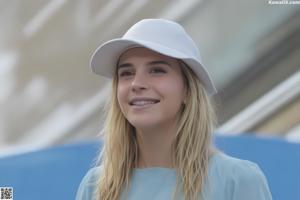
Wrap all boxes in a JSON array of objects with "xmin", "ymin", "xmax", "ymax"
[{"xmin": 129, "ymin": 118, "xmax": 161, "ymax": 130}]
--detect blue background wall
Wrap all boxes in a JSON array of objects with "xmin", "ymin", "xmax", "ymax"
[{"xmin": 0, "ymin": 135, "xmax": 299, "ymax": 200}]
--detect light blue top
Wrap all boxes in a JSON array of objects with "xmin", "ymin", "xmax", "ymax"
[{"xmin": 76, "ymin": 152, "xmax": 272, "ymax": 200}]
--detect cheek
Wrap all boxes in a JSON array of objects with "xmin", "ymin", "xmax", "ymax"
[
  {"xmin": 165, "ymin": 78, "xmax": 185, "ymax": 96},
  {"xmin": 159, "ymin": 78, "xmax": 185, "ymax": 105},
  {"xmin": 117, "ymin": 85, "xmax": 127, "ymax": 109}
]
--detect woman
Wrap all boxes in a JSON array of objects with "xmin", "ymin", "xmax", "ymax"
[{"xmin": 76, "ymin": 19, "xmax": 272, "ymax": 200}]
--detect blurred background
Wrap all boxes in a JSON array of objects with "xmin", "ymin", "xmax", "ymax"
[{"xmin": 0, "ymin": 0, "xmax": 300, "ymax": 156}]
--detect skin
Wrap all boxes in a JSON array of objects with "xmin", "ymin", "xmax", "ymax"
[{"xmin": 117, "ymin": 47, "xmax": 186, "ymax": 168}]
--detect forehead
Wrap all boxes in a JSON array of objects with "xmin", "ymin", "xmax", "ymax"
[{"xmin": 118, "ymin": 47, "xmax": 177, "ymax": 64}]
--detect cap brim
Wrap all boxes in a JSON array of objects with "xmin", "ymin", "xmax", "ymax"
[{"xmin": 90, "ymin": 38, "xmax": 217, "ymax": 95}]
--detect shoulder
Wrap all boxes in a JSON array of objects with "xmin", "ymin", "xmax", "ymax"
[
  {"xmin": 208, "ymin": 152, "xmax": 272, "ymax": 199},
  {"xmin": 211, "ymin": 152, "xmax": 264, "ymax": 179},
  {"xmin": 83, "ymin": 166, "xmax": 102, "ymax": 184},
  {"xmin": 76, "ymin": 166, "xmax": 102, "ymax": 200}
]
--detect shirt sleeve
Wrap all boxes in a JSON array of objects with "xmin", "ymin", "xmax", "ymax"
[
  {"xmin": 230, "ymin": 161, "xmax": 272, "ymax": 200},
  {"xmin": 76, "ymin": 167, "xmax": 100, "ymax": 200}
]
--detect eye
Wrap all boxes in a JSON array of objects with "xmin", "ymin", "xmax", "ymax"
[
  {"xmin": 118, "ymin": 70, "xmax": 134, "ymax": 77},
  {"xmin": 150, "ymin": 67, "xmax": 167, "ymax": 74}
]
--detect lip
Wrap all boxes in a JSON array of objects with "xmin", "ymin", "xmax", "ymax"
[{"xmin": 129, "ymin": 97, "xmax": 160, "ymax": 106}]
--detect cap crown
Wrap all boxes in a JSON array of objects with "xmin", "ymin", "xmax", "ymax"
[{"xmin": 122, "ymin": 19, "xmax": 202, "ymax": 62}]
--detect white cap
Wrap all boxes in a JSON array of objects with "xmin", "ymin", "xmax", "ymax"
[{"xmin": 90, "ymin": 19, "xmax": 217, "ymax": 95}]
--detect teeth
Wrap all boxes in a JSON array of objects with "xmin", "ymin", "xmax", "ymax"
[{"xmin": 131, "ymin": 100, "xmax": 157, "ymax": 106}]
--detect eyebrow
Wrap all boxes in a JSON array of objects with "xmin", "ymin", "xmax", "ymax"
[{"xmin": 117, "ymin": 60, "xmax": 172, "ymax": 70}]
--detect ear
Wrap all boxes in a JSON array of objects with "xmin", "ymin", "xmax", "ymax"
[
  {"xmin": 183, "ymin": 98, "xmax": 187, "ymax": 105},
  {"xmin": 182, "ymin": 87, "xmax": 187, "ymax": 104}
]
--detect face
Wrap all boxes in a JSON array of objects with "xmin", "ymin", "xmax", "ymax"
[{"xmin": 116, "ymin": 47, "xmax": 186, "ymax": 130}]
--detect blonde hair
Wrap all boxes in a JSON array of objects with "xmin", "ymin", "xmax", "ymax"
[{"xmin": 96, "ymin": 61, "xmax": 216, "ymax": 200}]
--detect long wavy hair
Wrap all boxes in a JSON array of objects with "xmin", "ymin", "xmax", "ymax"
[{"xmin": 96, "ymin": 60, "xmax": 217, "ymax": 200}]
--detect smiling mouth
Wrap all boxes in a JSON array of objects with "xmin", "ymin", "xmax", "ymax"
[{"xmin": 129, "ymin": 99, "xmax": 160, "ymax": 106}]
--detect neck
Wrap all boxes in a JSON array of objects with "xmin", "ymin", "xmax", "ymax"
[{"xmin": 135, "ymin": 124, "xmax": 176, "ymax": 169}]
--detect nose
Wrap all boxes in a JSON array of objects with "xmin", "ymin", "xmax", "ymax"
[{"xmin": 131, "ymin": 72, "xmax": 148, "ymax": 92}]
